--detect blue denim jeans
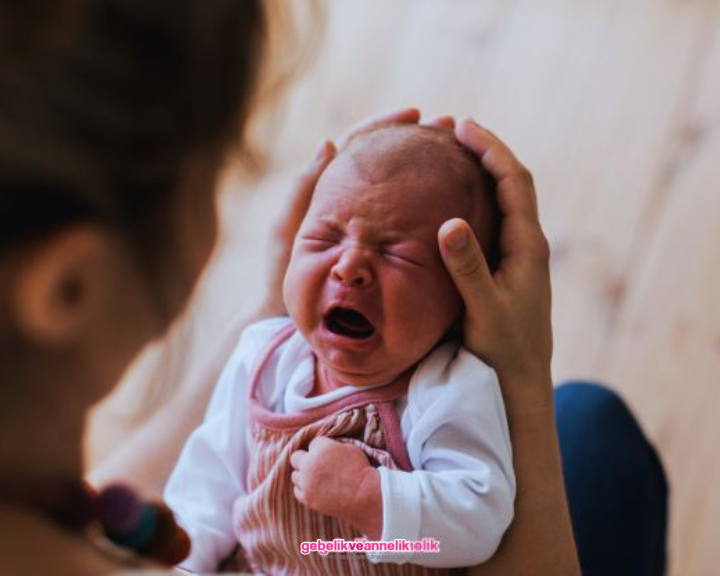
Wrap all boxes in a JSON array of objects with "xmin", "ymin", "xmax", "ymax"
[{"xmin": 555, "ymin": 382, "xmax": 669, "ymax": 576}]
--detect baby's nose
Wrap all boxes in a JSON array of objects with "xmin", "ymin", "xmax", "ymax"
[{"xmin": 330, "ymin": 249, "xmax": 373, "ymax": 287}]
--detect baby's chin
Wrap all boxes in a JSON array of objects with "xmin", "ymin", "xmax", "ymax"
[{"xmin": 317, "ymin": 356, "xmax": 411, "ymax": 388}]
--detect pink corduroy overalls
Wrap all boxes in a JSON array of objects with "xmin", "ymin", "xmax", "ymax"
[{"xmin": 223, "ymin": 324, "xmax": 459, "ymax": 575}]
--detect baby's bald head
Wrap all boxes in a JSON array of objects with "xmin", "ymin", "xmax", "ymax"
[
  {"xmin": 339, "ymin": 124, "xmax": 499, "ymax": 268},
  {"xmin": 288, "ymin": 124, "xmax": 500, "ymax": 380}
]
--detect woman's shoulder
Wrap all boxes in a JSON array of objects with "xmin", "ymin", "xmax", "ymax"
[{"xmin": 0, "ymin": 504, "xmax": 169, "ymax": 575}]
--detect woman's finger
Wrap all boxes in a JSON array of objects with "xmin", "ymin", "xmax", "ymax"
[
  {"xmin": 455, "ymin": 119, "xmax": 521, "ymax": 172},
  {"xmin": 284, "ymin": 140, "xmax": 336, "ymax": 233},
  {"xmin": 425, "ymin": 115, "xmax": 455, "ymax": 130},
  {"xmin": 260, "ymin": 140, "xmax": 336, "ymax": 318},
  {"xmin": 455, "ymin": 118, "xmax": 550, "ymax": 269},
  {"xmin": 438, "ymin": 218, "xmax": 495, "ymax": 317},
  {"xmin": 336, "ymin": 107, "xmax": 421, "ymax": 149},
  {"xmin": 455, "ymin": 119, "xmax": 539, "ymax": 221}
]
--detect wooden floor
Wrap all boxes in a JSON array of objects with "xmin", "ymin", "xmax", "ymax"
[{"xmin": 88, "ymin": 1, "xmax": 720, "ymax": 574}]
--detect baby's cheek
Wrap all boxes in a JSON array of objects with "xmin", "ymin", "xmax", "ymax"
[
  {"xmin": 287, "ymin": 257, "xmax": 329, "ymax": 327},
  {"xmin": 284, "ymin": 263, "xmax": 312, "ymax": 323},
  {"xmin": 390, "ymin": 287, "xmax": 432, "ymax": 332},
  {"xmin": 435, "ymin": 269, "xmax": 464, "ymax": 311},
  {"xmin": 420, "ymin": 276, "xmax": 463, "ymax": 330}
]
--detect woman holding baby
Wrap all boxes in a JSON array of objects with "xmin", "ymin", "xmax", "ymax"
[{"xmin": 0, "ymin": 1, "xmax": 666, "ymax": 575}]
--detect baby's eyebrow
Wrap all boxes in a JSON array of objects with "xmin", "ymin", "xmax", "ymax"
[
  {"xmin": 317, "ymin": 216, "xmax": 344, "ymax": 231},
  {"xmin": 316, "ymin": 215, "xmax": 420, "ymax": 245}
]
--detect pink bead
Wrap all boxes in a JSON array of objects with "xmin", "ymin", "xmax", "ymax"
[{"xmin": 98, "ymin": 484, "xmax": 143, "ymax": 534}]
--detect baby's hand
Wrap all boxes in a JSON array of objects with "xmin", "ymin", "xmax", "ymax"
[{"xmin": 290, "ymin": 437, "xmax": 382, "ymax": 540}]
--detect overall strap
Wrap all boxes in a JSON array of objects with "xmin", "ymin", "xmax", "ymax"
[
  {"xmin": 247, "ymin": 322, "xmax": 416, "ymax": 475},
  {"xmin": 376, "ymin": 390, "xmax": 414, "ymax": 472},
  {"xmin": 248, "ymin": 322, "xmax": 296, "ymax": 402}
]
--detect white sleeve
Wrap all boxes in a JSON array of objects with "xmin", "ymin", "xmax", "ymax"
[
  {"xmin": 164, "ymin": 317, "xmax": 290, "ymax": 573},
  {"xmin": 372, "ymin": 345, "xmax": 516, "ymax": 568}
]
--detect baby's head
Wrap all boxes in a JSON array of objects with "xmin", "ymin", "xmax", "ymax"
[{"xmin": 284, "ymin": 124, "xmax": 498, "ymax": 386}]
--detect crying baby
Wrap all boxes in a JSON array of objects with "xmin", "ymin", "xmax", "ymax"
[{"xmin": 165, "ymin": 124, "xmax": 516, "ymax": 575}]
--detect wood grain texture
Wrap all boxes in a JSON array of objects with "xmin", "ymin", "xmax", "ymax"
[{"xmin": 88, "ymin": 1, "xmax": 720, "ymax": 573}]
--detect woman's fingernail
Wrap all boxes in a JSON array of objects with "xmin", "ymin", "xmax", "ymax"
[
  {"xmin": 462, "ymin": 117, "xmax": 486, "ymax": 131},
  {"xmin": 314, "ymin": 140, "xmax": 329, "ymax": 162},
  {"xmin": 445, "ymin": 225, "xmax": 468, "ymax": 251}
]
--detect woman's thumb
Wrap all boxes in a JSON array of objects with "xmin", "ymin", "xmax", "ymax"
[{"xmin": 438, "ymin": 219, "xmax": 494, "ymax": 308}]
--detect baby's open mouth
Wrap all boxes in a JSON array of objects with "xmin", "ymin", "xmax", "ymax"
[{"xmin": 324, "ymin": 307, "xmax": 375, "ymax": 340}]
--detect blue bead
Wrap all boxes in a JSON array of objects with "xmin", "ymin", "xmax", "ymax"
[{"xmin": 106, "ymin": 503, "xmax": 157, "ymax": 549}]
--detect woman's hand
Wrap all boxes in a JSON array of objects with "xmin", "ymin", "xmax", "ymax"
[
  {"xmin": 259, "ymin": 107, "xmax": 454, "ymax": 318},
  {"xmin": 258, "ymin": 138, "xmax": 336, "ymax": 318},
  {"xmin": 438, "ymin": 119, "xmax": 553, "ymax": 406},
  {"xmin": 439, "ymin": 120, "xmax": 579, "ymax": 576}
]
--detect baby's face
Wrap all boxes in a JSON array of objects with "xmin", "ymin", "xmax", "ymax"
[{"xmin": 283, "ymin": 153, "xmax": 470, "ymax": 387}]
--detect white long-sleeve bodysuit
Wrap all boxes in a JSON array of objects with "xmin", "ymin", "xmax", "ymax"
[{"xmin": 165, "ymin": 317, "xmax": 515, "ymax": 573}]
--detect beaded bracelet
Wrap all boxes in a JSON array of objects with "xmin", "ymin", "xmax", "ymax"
[{"xmin": 36, "ymin": 480, "xmax": 191, "ymax": 566}]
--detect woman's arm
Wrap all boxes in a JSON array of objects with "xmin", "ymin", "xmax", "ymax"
[
  {"xmin": 438, "ymin": 119, "xmax": 580, "ymax": 575},
  {"xmin": 471, "ymin": 371, "xmax": 578, "ymax": 575}
]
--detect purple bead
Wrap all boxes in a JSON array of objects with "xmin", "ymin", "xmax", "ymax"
[
  {"xmin": 98, "ymin": 484, "xmax": 143, "ymax": 534},
  {"xmin": 108, "ymin": 503, "xmax": 157, "ymax": 549}
]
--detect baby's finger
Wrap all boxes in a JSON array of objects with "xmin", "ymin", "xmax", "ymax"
[
  {"xmin": 455, "ymin": 119, "xmax": 538, "ymax": 221},
  {"xmin": 336, "ymin": 107, "xmax": 420, "ymax": 149},
  {"xmin": 291, "ymin": 470, "xmax": 301, "ymax": 486},
  {"xmin": 308, "ymin": 436, "xmax": 335, "ymax": 452},
  {"xmin": 289, "ymin": 450, "xmax": 308, "ymax": 469},
  {"xmin": 293, "ymin": 485, "xmax": 305, "ymax": 503},
  {"xmin": 425, "ymin": 115, "xmax": 455, "ymax": 130},
  {"xmin": 438, "ymin": 219, "xmax": 495, "ymax": 316}
]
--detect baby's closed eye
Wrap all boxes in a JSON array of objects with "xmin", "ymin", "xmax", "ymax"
[
  {"xmin": 380, "ymin": 242, "xmax": 429, "ymax": 267},
  {"xmin": 301, "ymin": 233, "xmax": 341, "ymax": 249},
  {"xmin": 302, "ymin": 235, "xmax": 337, "ymax": 244},
  {"xmin": 382, "ymin": 249, "xmax": 424, "ymax": 267}
]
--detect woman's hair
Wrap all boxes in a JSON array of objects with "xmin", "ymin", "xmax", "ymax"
[{"xmin": 0, "ymin": 0, "xmax": 266, "ymax": 259}]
